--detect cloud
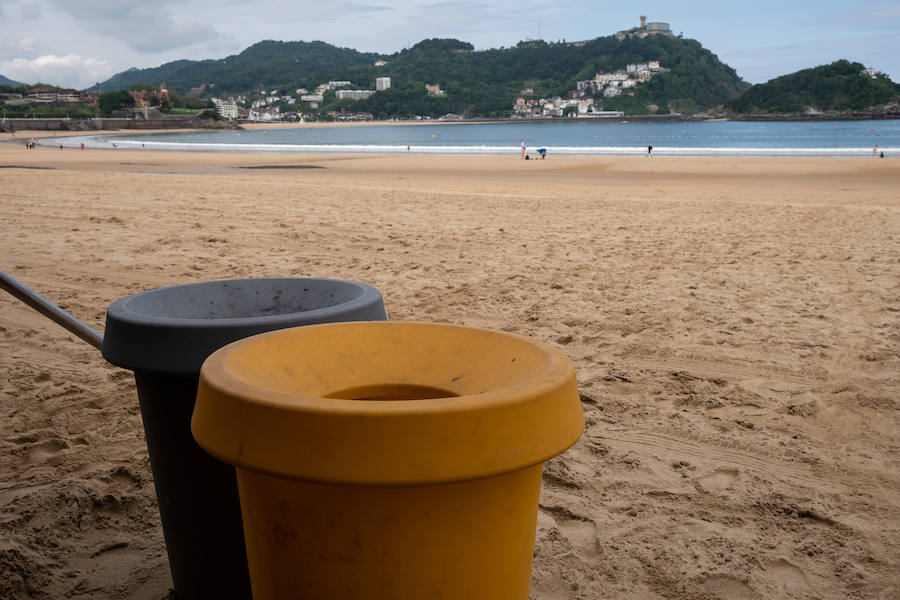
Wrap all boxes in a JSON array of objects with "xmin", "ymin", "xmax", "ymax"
[
  {"xmin": 248, "ymin": 1, "xmax": 390, "ymax": 24},
  {"xmin": 19, "ymin": 0, "xmax": 40, "ymax": 19},
  {"xmin": 1, "ymin": 54, "xmax": 113, "ymax": 88},
  {"xmin": 719, "ymin": 33, "xmax": 900, "ymax": 84},
  {"xmin": 46, "ymin": 1, "xmax": 235, "ymax": 53},
  {"xmin": 203, "ymin": 34, "xmax": 242, "ymax": 57},
  {"xmin": 0, "ymin": 0, "xmax": 40, "ymax": 18},
  {"xmin": 330, "ymin": 1, "xmax": 390, "ymax": 15},
  {"xmin": 806, "ymin": 3, "xmax": 900, "ymax": 31}
]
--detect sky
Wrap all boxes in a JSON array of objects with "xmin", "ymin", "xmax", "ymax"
[{"xmin": 1, "ymin": 0, "xmax": 898, "ymax": 90}]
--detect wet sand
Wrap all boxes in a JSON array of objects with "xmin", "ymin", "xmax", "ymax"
[{"xmin": 1, "ymin": 136, "xmax": 898, "ymax": 599}]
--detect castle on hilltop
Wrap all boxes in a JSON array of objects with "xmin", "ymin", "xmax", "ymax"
[
  {"xmin": 617, "ymin": 16, "xmax": 675, "ymax": 40},
  {"xmin": 567, "ymin": 16, "xmax": 676, "ymax": 47}
]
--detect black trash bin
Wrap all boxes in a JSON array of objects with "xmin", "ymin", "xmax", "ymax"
[{"xmin": 101, "ymin": 278, "xmax": 387, "ymax": 600}]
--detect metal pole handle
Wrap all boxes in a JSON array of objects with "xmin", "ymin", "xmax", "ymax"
[{"xmin": 0, "ymin": 269, "xmax": 103, "ymax": 351}]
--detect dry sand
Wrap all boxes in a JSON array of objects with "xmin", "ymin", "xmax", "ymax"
[{"xmin": 1, "ymin": 132, "xmax": 899, "ymax": 599}]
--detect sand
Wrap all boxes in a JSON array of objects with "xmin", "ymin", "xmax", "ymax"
[{"xmin": 1, "ymin": 131, "xmax": 899, "ymax": 599}]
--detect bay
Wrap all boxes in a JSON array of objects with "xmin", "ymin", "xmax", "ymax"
[{"xmin": 64, "ymin": 119, "xmax": 900, "ymax": 156}]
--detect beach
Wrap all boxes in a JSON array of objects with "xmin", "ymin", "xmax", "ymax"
[{"xmin": 1, "ymin": 133, "xmax": 898, "ymax": 599}]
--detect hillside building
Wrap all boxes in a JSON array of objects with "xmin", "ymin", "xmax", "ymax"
[
  {"xmin": 618, "ymin": 16, "xmax": 675, "ymax": 39},
  {"xmin": 376, "ymin": 77, "xmax": 391, "ymax": 91},
  {"xmin": 25, "ymin": 87, "xmax": 83, "ymax": 103},
  {"xmin": 336, "ymin": 90, "xmax": 376, "ymax": 101},
  {"xmin": 213, "ymin": 98, "xmax": 238, "ymax": 119},
  {"xmin": 188, "ymin": 84, "xmax": 213, "ymax": 95}
]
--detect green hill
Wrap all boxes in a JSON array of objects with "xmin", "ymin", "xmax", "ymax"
[
  {"xmin": 88, "ymin": 41, "xmax": 381, "ymax": 94},
  {"xmin": 91, "ymin": 35, "xmax": 749, "ymax": 118},
  {"xmin": 352, "ymin": 35, "xmax": 748, "ymax": 117},
  {"xmin": 0, "ymin": 74, "xmax": 26, "ymax": 88},
  {"xmin": 725, "ymin": 60, "xmax": 900, "ymax": 114}
]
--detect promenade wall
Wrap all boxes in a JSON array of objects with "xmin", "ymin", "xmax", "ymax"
[{"xmin": 0, "ymin": 117, "xmax": 226, "ymax": 132}]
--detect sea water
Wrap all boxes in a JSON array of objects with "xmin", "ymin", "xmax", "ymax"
[{"xmin": 57, "ymin": 119, "xmax": 900, "ymax": 156}]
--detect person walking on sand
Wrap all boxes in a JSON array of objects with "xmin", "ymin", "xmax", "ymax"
[
  {"xmin": 647, "ymin": 144, "xmax": 653, "ymax": 158},
  {"xmin": 521, "ymin": 139, "xmax": 526, "ymax": 159},
  {"xmin": 873, "ymin": 145, "xmax": 878, "ymax": 157}
]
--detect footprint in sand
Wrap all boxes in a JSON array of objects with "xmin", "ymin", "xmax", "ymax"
[
  {"xmin": 695, "ymin": 468, "xmax": 739, "ymax": 495},
  {"xmin": 27, "ymin": 438, "xmax": 69, "ymax": 464},
  {"xmin": 695, "ymin": 573, "xmax": 759, "ymax": 599},
  {"xmin": 764, "ymin": 558, "xmax": 812, "ymax": 594},
  {"xmin": 539, "ymin": 505, "xmax": 600, "ymax": 558}
]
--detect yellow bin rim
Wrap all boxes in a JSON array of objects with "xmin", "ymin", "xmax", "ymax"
[{"xmin": 192, "ymin": 321, "xmax": 584, "ymax": 485}]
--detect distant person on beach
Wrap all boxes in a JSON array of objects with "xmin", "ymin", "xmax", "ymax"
[
  {"xmin": 647, "ymin": 145, "xmax": 653, "ymax": 158},
  {"xmin": 521, "ymin": 139, "xmax": 526, "ymax": 159},
  {"xmin": 80, "ymin": 143, "xmax": 85, "ymax": 151},
  {"xmin": 880, "ymin": 151, "xmax": 885, "ymax": 158},
  {"xmin": 873, "ymin": 145, "xmax": 878, "ymax": 157},
  {"xmin": 538, "ymin": 148, "xmax": 547, "ymax": 159}
]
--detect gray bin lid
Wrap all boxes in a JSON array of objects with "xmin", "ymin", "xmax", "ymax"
[{"xmin": 101, "ymin": 277, "xmax": 387, "ymax": 375}]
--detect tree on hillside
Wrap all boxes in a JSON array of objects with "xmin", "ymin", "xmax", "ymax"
[
  {"xmin": 129, "ymin": 83, "xmax": 159, "ymax": 91},
  {"xmin": 98, "ymin": 89, "xmax": 135, "ymax": 114}
]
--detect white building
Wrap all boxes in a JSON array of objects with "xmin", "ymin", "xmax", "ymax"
[
  {"xmin": 301, "ymin": 94, "xmax": 324, "ymax": 102},
  {"xmin": 336, "ymin": 90, "xmax": 376, "ymax": 101},
  {"xmin": 326, "ymin": 81, "xmax": 353, "ymax": 90},
  {"xmin": 596, "ymin": 71, "xmax": 629, "ymax": 84},
  {"xmin": 213, "ymin": 99, "xmax": 238, "ymax": 119},
  {"xmin": 587, "ymin": 109, "xmax": 625, "ymax": 117},
  {"xmin": 376, "ymin": 77, "xmax": 391, "ymax": 91},
  {"xmin": 248, "ymin": 108, "xmax": 281, "ymax": 121}
]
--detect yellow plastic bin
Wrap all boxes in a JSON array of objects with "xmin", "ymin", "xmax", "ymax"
[{"xmin": 192, "ymin": 321, "xmax": 584, "ymax": 599}]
